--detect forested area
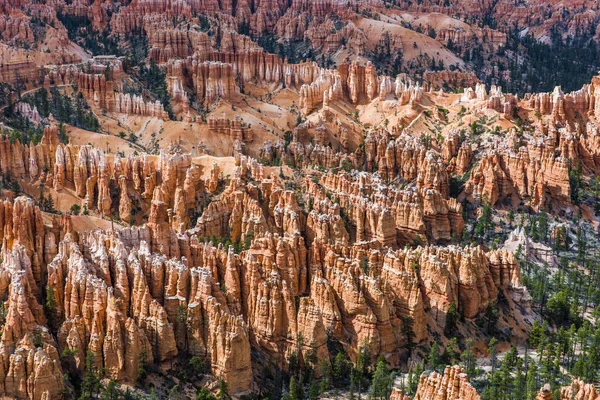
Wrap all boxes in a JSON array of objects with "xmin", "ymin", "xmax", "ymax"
[
  {"xmin": 19, "ymin": 87, "xmax": 99, "ymax": 133},
  {"xmin": 457, "ymin": 205, "xmax": 600, "ymax": 400}
]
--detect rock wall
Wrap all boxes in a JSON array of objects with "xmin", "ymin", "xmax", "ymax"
[
  {"xmin": 527, "ymin": 84, "xmax": 595, "ymax": 123},
  {"xmin": 423, "ymin": 70, "xmax": 480, "ymax": 91},
  {"xmin": 167, "ymin": 59, "xmax": 238, "ymax": 107},
  {"xmin": 557, "ymin": 379, "xmax": 600, "ymax": 400},
  {"xmin": 392, "ymin": 367, "xmax": 599, "ymax": 400},
  {"xmin": 536, "ymin": 380, "xmax": 600, "ymax": 400},
  {"xmin": 462, "ymin": 142, "xmax": 571, "ymax": 209},
  {"xmin": 208, "ymin": 114, "xmax": 253, "ymax": 143},
  {"xmin": 315, "ymin": 172, "xmax": 462, "ymax": 244},
  {"xmin": 0, "ymin": 197, "xmax": 65, "ymax": 400},
  {"xmin": 299, "ymin": 62, "xmax": 424, "ymax": 114},
  {"xmin": 0, "ymin": 130, "xmax": 533, "ymax": 396},
  {"xmin": 460, "ymin": 83, "xmax": 517, "ymax": 117},
  {"xmin": 412, "ymin": 366, "xmax": 481, "ymax": 400}
]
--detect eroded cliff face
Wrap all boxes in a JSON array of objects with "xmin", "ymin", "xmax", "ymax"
[
  {"xmin": 462, "ymin": 144, "xmax": 571, "ymax": 209},
  {"xmin": 0, "ymin": 197, "xmax": 65, "ymax": 400},
  {"xmin": 390, "ymin": 366, "xmax": 481, "ymax": 400},
  {"xmin": 388, "ymin": 0, "xmax": 600, "ymax": 48},
  {"xmin": 0, "ymin": 142, "xmax": 531, "ymax": 395},
  {"xmin": 50, "ymin": 230, "xmax": 253, "ymax": 392},
  {"xmin": 454, "ymin": 76, "xmax": 600, "ymax": 211},
  {"xmin": 3, "ymin": 0, "xmax": 600, "ymax": 397},
  {"xmin": 0, "ymin": 196, "xmax": 254, "ymax": 395},
  {"xmin": 555, "ymin": 380, "xmax": 600, "ymax": 400}
]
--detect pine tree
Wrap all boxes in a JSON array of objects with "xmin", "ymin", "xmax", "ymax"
[
  {"xmin": 319, "ymin": 360, "xmax": 331, "ymax": 393},
  {"xmin": 289, "ymin": 376, "xmax": 304, "ymax": 400},
  {"xmin": 528, "ymin": 320, "xmax": 546, "ymax": 348},
  {"xmin": 445, "ymin": 301, "xmax": 459, "ymax": 336},
  {"xmin": 408, "ymin": 363, "xmax": 423, "ymax": 395},
  {"xmin": 526, "ymin": 362, "xmax": 539, "ymax": 400},
  {"xmin": 169, "ymin": 385, "xmax": 186, "ymax": 400},
  {"xmin": 308, "ymin": 379, "xmax": 319, "ymax": 400},
  {"xmin": 218, "ymin": 380, "xmax": 229, "ymax": 400},
  {"xmin": 514, "ymin": 357, "xmax": 526, "ymax": 400},
  {"xmin": 461, "ymin": 339, "xmax": 477, "ymax": 376},
  {"xmin": 136, "ymin": 347, "xmax": 148, "ymax": 383},
  {"xmin": 371, "ymin": 356, "xmax": 392, "ymax": 400},
  {"xmin": 44, "ymin": 286, "xmax": 57, "ymax": 330},
  {"xmin": 502, "ymin": 346, "xmax": 517, "ymax": 370},
  {"xmin": 353, "ymin": 346, "xmax": 371, "ymax": 395},
  {"xmin": 402, "ymin": 316, "xmax": 416, "ymax": 356},
  {"xmin": 196, "ymin": 387, "xmax": 217, "ymax": 400},
  {"xmin": 427, "ymin": 342, "xmax": 441, "ymax": 371},
  {"xmin": 332, "ymin": 352, "xmax": 350, "ymax": 388},
  {"xmin": 99, "ymin": 381, "xmax": 120, "ymax": 400},
  {"xmin": 482, "ymin": 301, "xmax": 499, "ymax": 334},
  {"xmin": 348, "ymin": 373, "xmax": 356, "ymax": 400},
  {"xmin": 444, "ymin": 338, "xmax": 459, "ymax": 365},
  {"xmin": 508, "ymin": 210, "xmax": 514, "ymax": 228},
  {"xmin": 576, "ymin": 226, "xmax": 586, "ymax": 265},
  {"xmin": 79, "ymin": 351, "xmax": 102, "ymax": 400},
  {"xmin": 488, "ymin": 338, "xmax": 498, "ymax": 372}
]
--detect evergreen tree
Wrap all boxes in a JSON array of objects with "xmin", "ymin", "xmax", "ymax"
[
  {"xmin": 79, "ymin": 351, "xmax": 102, "ymax": 400},
  {"xmin": 99, "ymin": 381, "xmax": 120, "ymax": 400},
  {"xmin": 513, "ymin": 357, "xmax": 526, "ymax": 400},
  {"xmin": 332, "ymin": 352, "xmax": 350, "ymax": 388},
  {"xmin": 402, "ymin": 316, "xmax": 416, "ymax": 355},
  {"xmin": 488, "ymin": 338, "xmax": 498, "ymax": 372},
  {"xmin": 308, "ymin": 379, "xmax": 319, "ymax": 400},
  {"xmin": 58, "ymin": 123, "xmax": 69, "ymax": 144},
  {"xmin": 481, "ymin": 301, "xmax": 499, "ymax": 334},
  {"xmin": 289, "ymin": 376, "xmax": 304, "ymax": 400},
  {"xmin": 348, "ymin": 373, "xmax": 356, "ymax": 400},
  {"xmin": 169, "ymin": 385, "xmax": 186, "ymax": 400},
  {"xmin": 545, "ymin": 291, "xmax": 571, "ymax": 326},
  {"xmin": 576, "ymin": 226, "xmax": 586, "ymax": 264},
  {"xmin": 526, "ymin": 363, "xmax": 539, "ymax": 400},
  {"xmin": 444, "ymin": 338, "xmax": 460, "ymax": 365},
  {"xmin": 460, "ymin": 339, "xmax": 477, "ymax": 376},
  {"xmin": 196, "ymin": 388, "xmax": 217, "ymax": 400},
  {"xmin": 319, "ymin": 360, "xmax": 331, "ymax": 393},
  {"xmin": 353, "ymin": 346, "xmax": 371, "ymax": 395},
  {"xmin": 427, "ymin": 342, "xmax": 442, "ymax": 371},
  {"xmin": 44, "ymin": 286, "xmax": 57, "ymax": 329},
  {"xmin": 371, "ymin": 356, "xmax": 392, "ymax": 400},
  {"xmin": 218, "ymin": 380, "xmax": 229, "ymax": 400},
  {"xmin": 445, "ymin": 301, "xmax": 459, "ymax": 336},
  {"xmin": 407, "ymin": 363, "xmax": 423, "ymax": 395},
  {"xmin": 528, "ymin": 320, "xmax": 546, "ymax": 348}
]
